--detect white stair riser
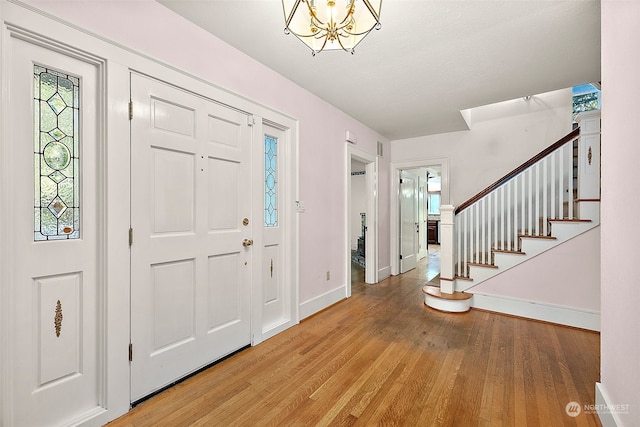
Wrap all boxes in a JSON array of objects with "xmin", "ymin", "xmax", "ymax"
[
  {"xmin": 549, "ymin": 221, "xmax": 593, "ymax": 241},
  {"xmin": 493, "ymin": 252, "xmax": 527, "ymax": 270},
  {"xmin": 424, "ymin": 294, "xmax": 472, "ymax": 313},
  {"xmin": 519, "ymin": 238, "xmax": 557, "ymax": 256}
]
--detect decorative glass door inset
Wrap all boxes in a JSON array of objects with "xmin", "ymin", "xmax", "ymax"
[
  {"xmin": 264, "ymin": 134, "xmax": 278, "ymax": 227},
  {"xmin": 34, "ymin": 65, "xmax": 80, "ymax": 241}
]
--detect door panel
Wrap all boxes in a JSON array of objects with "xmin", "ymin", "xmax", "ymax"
[
  {"xmin": 130, "ymin": 73, "xmax": 252, "ymax": 401},
  {"xmin": 8, "ymin": 37, "xmax": 103, "ymax": 426},
  {"xmin": 400, "ymin": 172, "xmax": 418, "ymax": 273}
]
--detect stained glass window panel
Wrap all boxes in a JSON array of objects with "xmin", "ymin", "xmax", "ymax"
[
  {"xmin": 264, "ymin": 135, "xmax": 278, "ymax": 227},
  {"xmin": 34, "ymin": 66, "xmax": 80, "ymax": 241}
]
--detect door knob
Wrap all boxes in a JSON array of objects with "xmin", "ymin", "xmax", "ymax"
[{"xmin": 242, "ymin": 239, "xmax": 254, "ymax": 247}]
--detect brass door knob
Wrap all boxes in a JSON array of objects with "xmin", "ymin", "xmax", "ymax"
[{"xmin": 242, "ymin": 239, "xmax": 254, "ymax": 247}]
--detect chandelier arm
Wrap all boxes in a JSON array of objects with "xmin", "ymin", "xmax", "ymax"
[
  {"xmin": 287, "ymin": 28, "xmax": 329, "ymax": 39},
  {"xmin": 337, "ymin": 4, "xmax": 356, "ymax": 26},
  {"xmin": 318, "ymin": 35, "xmax": 331, "ymax": 52},
  {"xmin": 284, "ymin": 0, "xmax": 303, "ymax": 28},
  {"xmin": 361, "ymin": 0, "xmax": 382, "ymax": 21},
  {"xmin": 335, "ymin": 34, "xmax": 350, "ymax": 52},
  {"xmin": 339, "ymin": 27, "xmax": 380, "ymax": 37}
]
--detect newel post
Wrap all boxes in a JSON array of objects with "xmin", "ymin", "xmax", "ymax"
[
  {"xmin": 576, "ymin": 110, "xmax": 601, "ymax": 222},
  {"xmin": 439, "ymin": 205, "xmax": 456, "ymax": 294}
]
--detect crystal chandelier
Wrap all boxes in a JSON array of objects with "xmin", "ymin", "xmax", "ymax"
[{"xmin": 282, "ymin": 0, "xmax": 382, "ymax": 55}]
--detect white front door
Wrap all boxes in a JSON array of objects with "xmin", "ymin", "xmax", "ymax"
[
  {"xmin": 130, "ymin": 73, "xmax": 252, "ymax": 401},
  {"xmin": 7, "ymin": 36, "xmax": 104, "ymax": 425},
  {"xmin": 400, "ymin": 171, "xmax": 419, "ymax": 273}
]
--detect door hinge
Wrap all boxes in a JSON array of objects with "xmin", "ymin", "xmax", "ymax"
[
  {"xmin": 400, "ymin": 254, "xmax": 403, "ymax": 260},
  {"xmin": 129, "ymin": 101, "xmax": 133, "ymax": 120},
  {"xmin": 129, "ymin": 343, "xmax": 133, "ymax": 362},
  {"xmin": 129, "ymin": 228, "xmax": 134, "ymax": 246},
  {"xmin": 247, "ymin": 115, "xmax": 255, "ymax": 126},
  {"xmin": 399, "ymin": 178, "xmax": 403, "ymax": 184}
]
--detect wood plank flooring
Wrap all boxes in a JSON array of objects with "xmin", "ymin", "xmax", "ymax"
[{"xmin": 108, "ymin": 254, "xmax": 601, "ymax": 426}]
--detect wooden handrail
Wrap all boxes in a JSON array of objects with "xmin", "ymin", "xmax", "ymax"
[{"xmin": 454, "ymin": 127, "xmax": 580, "ymax": 215}]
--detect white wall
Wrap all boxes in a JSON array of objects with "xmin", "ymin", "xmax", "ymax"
[
  {"xmin": 600, "ymin": 1, "xmax": 640, "ymax": 425},
  {"xmin": 391, "ymin": 88, "xmax": 573, "ymax": 207},
  {"xmin": 25, "ymin": 0, "xmax": 391, "ymax": 311}
]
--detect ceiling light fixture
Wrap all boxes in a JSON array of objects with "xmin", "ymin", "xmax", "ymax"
[{"xmin": 282, "ymin": 0, "xmax": 382, "ymax": 55}]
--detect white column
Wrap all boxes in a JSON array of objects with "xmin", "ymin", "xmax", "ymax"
[
  {"xmin": 439, "ymin": 205, "xmax": 455, "ymax": 294},
  {"xmin": 576, "ymin": 110, "xmax": 601, "ymax": 222}
]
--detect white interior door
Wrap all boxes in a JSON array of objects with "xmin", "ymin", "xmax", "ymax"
[
  {"xmin": 418, "ymin": 179, "xmax": 427, "ymax": 260},
  {"xmin": 7, "ymin": 37, "xmax": 103, "ymax": 425},
  {"xmin": 130, "ymin": 73, "xmax": 252, "ymax": 401},
  {"xmin": 400, "ymin": 171, "xmax": 418, "ymax": 273}
]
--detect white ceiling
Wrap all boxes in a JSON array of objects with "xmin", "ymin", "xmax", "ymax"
[{"xmin": 157, "ymin": 0, "xmax": 600, "ymax": 141}]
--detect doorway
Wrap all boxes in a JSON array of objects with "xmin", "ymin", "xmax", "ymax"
[
  {"xmin": 391, "ymin": 158, "xmax": 449, "ymax": 277},
  {"xmin": 346, "ymin": 145, "xmax": 378, "ymax": 296}
]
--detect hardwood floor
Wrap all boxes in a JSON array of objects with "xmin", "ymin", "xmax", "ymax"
[{"xmin": 108, "ymin": 254, "xmax": 601, "ymax": 426}]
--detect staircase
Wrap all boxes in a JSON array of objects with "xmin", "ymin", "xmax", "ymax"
[{"xmin": 424, "ymin": 111, "xmax": 601, "ymax": 319}]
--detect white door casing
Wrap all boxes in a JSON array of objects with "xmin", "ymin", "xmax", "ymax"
[
  {"xmin": 400, "ymin": 170, "xmax": 419, "ymax": 273},
  {"xmin": 6, "ymin": 34, "xmax": 106, "ymax": 426},
  {"xmin": 130, "ymin": 73, "xmax": 252, "ymax": 401}
]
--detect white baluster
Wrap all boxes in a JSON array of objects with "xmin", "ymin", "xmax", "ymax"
[
  {"xmin": 480, "ymin": 198, "xmax": 486, "ymax": 263},
  {"xmin": 487, "ymin": 192, "xmax": 495, "ymax": 263},
  {"xmin": 507, "ymin": 180, "xmax": 512, "ymax": 250},
  {"xmin": 474, "ymin": 203, "xmax": 479, "ymax": 263},
  {"xmin": 551, "ymin": 152, "xmax": 556, "ymax": 219},
  {"xmin": 520, "ymin": 172, "xmax": 525, "ymax": 241},
  {"xmin": 456, "ymin": 212, "xmax": 461, "ymax": 277},
  {"xmin": 535, "ymin": 163, "xmax": 540, "ymax": 236},
  {"xmin": 567, "ymin": 142, "xmax": 574, "ymax": 219},
  {"xmin": 528, "ymin": 168, "xmax": 533, "ymax": 235},
  {"xmin": 543, "ymin": 157, "xmax": 548, "ymax": 236},
  {"xmin": 463, "ymin": 209, "xmax": 468, "ymax": 275},
  {"xmin": 559, "ymin": 146, "xmax": 564, "ymax": 218},
  {"xmin": 500, "ymin": 186, "xmax": 505, "ymax": 249},
  {"xmin": 493, "ymin": 191, "xmax": 500, "ymax": 249}
]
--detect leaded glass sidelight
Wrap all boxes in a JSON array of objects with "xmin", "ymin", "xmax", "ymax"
[
  {"xmin": 34, "ymin": 65, "xmax": 80, "ymax": 241},
  {"xmin": 264, "ymin": 135, "xmax": 278, "ymax": 227}
]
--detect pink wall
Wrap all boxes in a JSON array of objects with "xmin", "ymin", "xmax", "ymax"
[
  {"xmin": 27, "ymin": 0, "xmax": 390, "ymax": 307},
  {"xmin": 600, "ymin": 0, "xmax": 640, "ymax": 424}
]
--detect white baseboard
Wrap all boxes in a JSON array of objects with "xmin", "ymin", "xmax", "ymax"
[
  {"xmin": 471, "ymin": 293, "xmax": 600, "ymax": 331},
  {"xmin": 261, "ymin": 318, "xmax": 297, "ymax": 342},
  {"xmin": 378, "ymin": 265, "xmax": 391, "ymax": 281},
  {"xmin": 299, "ymin": 286, "xmax": 346, "ymax": 320},
  {"xmin": 596, "ymin": 383, "xmax": 621, "ymax": 427}
]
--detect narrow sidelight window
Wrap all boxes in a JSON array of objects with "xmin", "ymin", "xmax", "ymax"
[
  {"xmin": 264, "ymin": 134, "xmax": 278, "ymax": 227},
  {"xmin": 34, "ymin": 65, "xmax": 80, "ymax": 241}
]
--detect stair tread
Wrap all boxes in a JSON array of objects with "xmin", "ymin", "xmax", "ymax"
[
  {"xmin": 422, "ymin": 285, "xmax": 472, "ymax": 301},
  {"xmin": 454, "ymin": 275, "xmax": 473, "ymax": 281},
  {"xmin": 548, "ymin": 218, "xmax": 591, "ymax": 223},
  {"xmin": 492, "ymin": 249, "xmax": 526, "ymax": 255},
  {"xmin": 518, "ymin": 234, "xmax": 557, "ymax": 240},
  {"xmin": 468, "ymin": 262, "xmax": 499, "ymax": 269}
]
